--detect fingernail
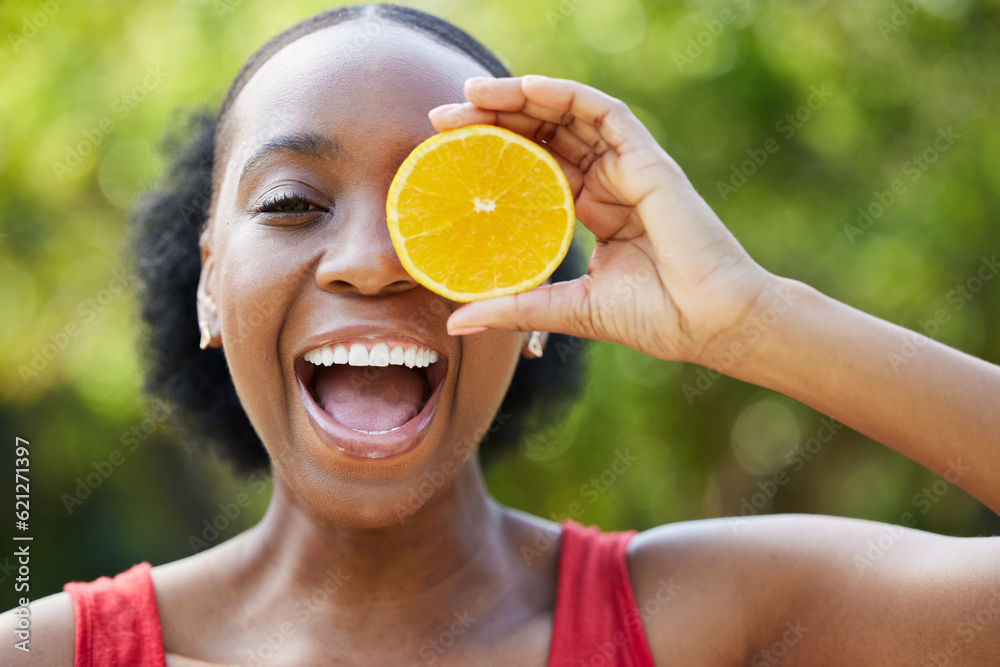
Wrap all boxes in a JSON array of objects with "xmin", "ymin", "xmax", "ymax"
[
  {"xmin": 449, "ymin": 326, "xmax": 488, "ymax": 336},
  {"xmin": 466, "ymin": 77, "xmax": 488, "ymax": 84},
  {"xmin": 432, "ymin": 103, "xmax": 461, "ymax": 113}
]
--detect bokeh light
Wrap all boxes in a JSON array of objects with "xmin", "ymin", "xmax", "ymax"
[{"xmin": 1, "ymin": 0, "xmax": 997, "ymax": 605}]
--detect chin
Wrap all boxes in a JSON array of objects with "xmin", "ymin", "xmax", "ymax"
[{"xmin": 272, "ymin": 421, "xmax": 476, "ymax": 531}]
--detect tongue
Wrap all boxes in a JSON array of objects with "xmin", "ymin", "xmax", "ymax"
[{"xmin": 313, "ymin": 365, "xmax": 425, "ymax": 431}]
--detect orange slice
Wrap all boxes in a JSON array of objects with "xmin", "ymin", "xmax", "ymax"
[{"xmin": 386, "ymin": 124, "xmax": 575, "ymax": 302}]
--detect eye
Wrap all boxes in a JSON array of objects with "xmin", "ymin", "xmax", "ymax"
[{"xmin": 255, "ymin": 192, "xmax": 325, "ymax": 214}]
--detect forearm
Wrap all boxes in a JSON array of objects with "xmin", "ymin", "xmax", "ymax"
[{"xmin": 719, "ymin": 276, "xmax": 1000, "ymax": 514}]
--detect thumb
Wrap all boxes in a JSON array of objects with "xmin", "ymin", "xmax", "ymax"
[{"xmin": 446, "ymin": 278, "xmax": 594, "ymax": 337}]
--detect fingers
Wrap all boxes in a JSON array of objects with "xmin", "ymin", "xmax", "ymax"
[
  {"xmin": 446, "ymin": 278, "xmax": 595, "ymax": 340},
  {"xmin": 429, "ymin": 101, "xmax": 500, "ymax": 129},
  {"xmin": 430, "ymin": 104, "xmax": 598, "ymax": 173},
  {"xmin": 430, "ymin": 75, "xmax": 649, "ymax": 154},
  {"xmin": 486, "ymin": 76, "xmax": 642, "ymax": 148}
]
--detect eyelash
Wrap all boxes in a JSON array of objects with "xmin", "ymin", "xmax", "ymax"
[{"xmin": 255, "ymin": 192, "xmax": 324, "ymax": 214}]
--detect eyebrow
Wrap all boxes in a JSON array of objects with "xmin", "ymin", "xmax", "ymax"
[{"xmin": 239, "ymin": 132, "xmax": 340, "ymax": 182}]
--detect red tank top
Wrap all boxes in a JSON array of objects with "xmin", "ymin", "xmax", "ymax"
[
  {"xmin": 549, "ymin": 520, "xmax": 656, "ymax": 666},
  {"xmin": 64, "ymin": 562, "xmax": 165, "ymax": 667},
  {"xmin": 64, "ymin": 520, "xmax": 655, "ymax": 666}
]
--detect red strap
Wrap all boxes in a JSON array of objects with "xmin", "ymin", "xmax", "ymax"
[
  {"xmin": 64, "ymin": 562, "xmax": 166, "ymax": 667},
  {"xmin": 62, "ymin": 531, "xmax": 654, "ymax": 666},
  {"xmin": 548, "ymin": 521, "xmax": 656, "ymax": 667}
]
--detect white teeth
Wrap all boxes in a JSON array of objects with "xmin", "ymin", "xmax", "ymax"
[
  {"xmin": 349, "ymin": 425, "xmax": 402, "ymax": 435},
  {"xmin": 389, "ymin": 346, "xmax": 405, "ymax": 365},
  {"xmin": 304, "ymin": 341, "xmax": 441, "ymax": 368},
  {"xmin": 349, "ymin": 343, "xmax": 369, "ymax": 366},
  {"xmin": 369, "ymin": 343, "xmax": 389, "ymax": 367},
  {"xmin": 333, "ymin": 344, "xmax": 349, "ymax": 364}
]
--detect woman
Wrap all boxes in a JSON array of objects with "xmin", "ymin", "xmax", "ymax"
[{"xmin": 4, "ymin": 4, "xmax": 998, "ymax": 665}]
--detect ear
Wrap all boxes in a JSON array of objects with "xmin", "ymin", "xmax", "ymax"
[
  {"xmin": 196, "ymin": 235, "xmax": 221, "ymax": 349},
  {"xmin": 520, "ymin": 330, "xmax": 548, "ymax": 359}
]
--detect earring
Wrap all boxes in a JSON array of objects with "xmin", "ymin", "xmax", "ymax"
[
  {"xmin": 199, "ymin": 321, "xmax": 212, "ymax": 350},
  {"xmin": 527, "ymin": 331, "xmax": 544, "ymax": 359}
]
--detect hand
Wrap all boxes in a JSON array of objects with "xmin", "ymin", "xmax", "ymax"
[{"xmin": 430, "ymin": 75, "xmax": 772, "ymax": 364}]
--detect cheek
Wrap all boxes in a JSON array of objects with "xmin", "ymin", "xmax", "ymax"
[
  {"xmin": 447, "ymin": 329, "xmax": 523, "ymax": 451},
  {"xmin": 216, "ymin": 242, "xmax": 307, "ymax": 446}
]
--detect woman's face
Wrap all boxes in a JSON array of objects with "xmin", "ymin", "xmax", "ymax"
[{"xmin": 199, "ymin": 22, "xmax": 524, "ymax": 527}]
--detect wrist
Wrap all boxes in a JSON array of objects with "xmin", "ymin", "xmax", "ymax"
[{"xmin": 693, "ymin": 274, "xmax": 813, "ymax": 381}]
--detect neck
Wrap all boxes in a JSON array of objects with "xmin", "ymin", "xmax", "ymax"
[{"xmin": 236, "ymin": 456, "xmax": 511, "ymax": 613}]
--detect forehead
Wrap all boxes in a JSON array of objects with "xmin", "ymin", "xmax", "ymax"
[{"xmin": 222, "ymin": 22, "xmax": 491, "ymax": 162}]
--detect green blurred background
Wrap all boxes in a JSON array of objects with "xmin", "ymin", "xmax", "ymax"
[{"xmin": 2, "ymin": 0, "xmax": 998, "ymax": 607}]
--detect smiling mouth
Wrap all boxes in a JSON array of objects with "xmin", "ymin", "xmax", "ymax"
[{"xmin": 294, "ymin": 340, "xmax": 448, "ymax": 460}]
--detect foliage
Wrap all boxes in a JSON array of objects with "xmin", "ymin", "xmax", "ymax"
[{"xmin": 1, "ymin": 0, "xmax": 998, "ymax": 604}]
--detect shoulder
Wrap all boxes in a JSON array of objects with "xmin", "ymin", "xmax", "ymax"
[
  {"xmin": 0, "ymin": 590, "xmax": 75, "ymax": 666},
  {"xmin": 0, "ymin": 539, "xmax": 251, "ymax": 667},
  {"xmin": 624, "ymin": 515, "xmax": 811, "ymax": 665},
  {"xmin": 627, "ymin": 511, "xmax": 992, "ymax": 583},
  {"xmin": 627, "ymin": 513, "xmax": 1000, "ymax": 665}
]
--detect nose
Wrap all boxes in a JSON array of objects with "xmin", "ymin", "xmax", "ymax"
[{"xmin": 314, "ymin": 195, "xmax": 418, "ymax": 296}]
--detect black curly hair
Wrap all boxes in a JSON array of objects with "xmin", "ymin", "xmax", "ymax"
[{"xmin": 128, "ymin": 3, "xmax": 589, "ymax": 475}]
